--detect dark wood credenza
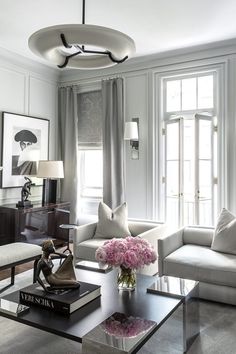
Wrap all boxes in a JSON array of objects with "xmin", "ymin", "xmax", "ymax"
[{"xmin": 0, "ymin": 201, "xmax": 70, "ymax": 246}]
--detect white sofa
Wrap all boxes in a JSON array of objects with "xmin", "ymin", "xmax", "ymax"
[
  {"xmin": 73, "ymin": 220, "xmax": 166, "ymax": 276},
  {"xmin": 158, "ymin": 226, "xmax": 236, "ymax": 305}
]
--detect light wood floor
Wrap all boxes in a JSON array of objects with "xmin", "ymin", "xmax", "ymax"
[{"xmin": 0, "ymin": 261, "xmax": 35, "ymax": 281}]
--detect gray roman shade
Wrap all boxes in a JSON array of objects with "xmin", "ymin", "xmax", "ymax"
[{"xmin": 77, "ymin": 90, "xmax": 102, "ymax": 148}]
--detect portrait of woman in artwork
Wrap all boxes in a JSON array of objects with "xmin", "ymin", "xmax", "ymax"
[{"xmin": 12, "ymin": 129, "xmax": 39, "ymax": 176}]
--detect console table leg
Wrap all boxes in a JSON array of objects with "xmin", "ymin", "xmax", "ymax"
[{"xmin": 10, "ymin": 267, "xmax": 15, "ymax": 285}]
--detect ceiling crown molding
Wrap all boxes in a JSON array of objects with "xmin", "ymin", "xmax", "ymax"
[{"xmin": 0, "ymin": 46, "xmax": 59, "ymax": 80}]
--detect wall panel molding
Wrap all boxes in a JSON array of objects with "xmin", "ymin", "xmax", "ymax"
[
  {"xmin": 124, "ymin": 72, "xmax": 149, "ymax": 218},
  {"xmin": 0, "ymin": 52, "xmax": 58, "ymax": 205}
]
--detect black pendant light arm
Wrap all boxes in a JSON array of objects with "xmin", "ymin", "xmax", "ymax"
[
  {"xmin": 58, "ymin": 34, "xmax": 128, "ymax": 68},
  {"xmin": 57, "ymin": 0, "xmax": 129, "ymax": 68},
  {"xmin": 108, "ymin": 52, "xmax": 128, "ymax": 64},
  {"xmin": 60, "ymin": 34, "xmax": 72, "ymax": 48},
  {"xmin": 57, "ymin": 50, "xmax": 82, "ymax": 68},
  {"xmin": 76, "ymin": 44, "xmax": 128, "ymax": 63}
]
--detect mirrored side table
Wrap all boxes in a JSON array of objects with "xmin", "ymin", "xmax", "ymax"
[{"xmin": 147, "ymin": 275, "xmax": 199, "ymax": 353}]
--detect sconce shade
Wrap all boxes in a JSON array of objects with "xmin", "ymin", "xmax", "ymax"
[
  {"xmin": 124, "ymin": 122, "xmax": 139, "ymax": 140},
  {"xmin": 37, "ymin": 160, "xmax": 64, "ymax": 179}
]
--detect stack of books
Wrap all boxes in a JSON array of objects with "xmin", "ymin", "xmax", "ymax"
[{"xmin": 19, "ymin": 281, "xmax": 101, "ymax": 315}]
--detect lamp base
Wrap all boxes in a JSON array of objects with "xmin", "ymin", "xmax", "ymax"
[{"xmin": 42, "ymin": 179, "xmax": 57, "ymax": 205}]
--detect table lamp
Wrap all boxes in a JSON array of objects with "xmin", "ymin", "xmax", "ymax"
[{"xmin": 37, "ymin": 160, "xmax": 64, "ymax": 205}]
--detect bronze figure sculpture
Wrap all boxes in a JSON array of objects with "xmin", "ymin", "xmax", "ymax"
[
  {"xmin": 21, "ymin": 176, "xmax": 32, "ymax": 201},
  {"xmin": 16, "ymin": 177, "xmax": 33, "ymax": 208},
  {"xmin": 36, "ymin": 240, "xmax": 80, "ymax": 293}
]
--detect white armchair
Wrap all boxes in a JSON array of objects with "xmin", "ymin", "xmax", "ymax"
[
  {"xmin": 73, "ymin": 220, "xmax": 166, "ymax": 276},
  {"xmin": 157, "ymin": 226, "xmax": 236, "ymax": 304}
]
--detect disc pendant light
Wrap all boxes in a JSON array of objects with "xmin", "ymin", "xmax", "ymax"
[{"xmin": 29, "ymin": 0, "xmax": 135, "ymax": 70}]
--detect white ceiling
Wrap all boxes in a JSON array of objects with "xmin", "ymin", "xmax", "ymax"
[{"xmin": 1, "ymin": 0, "xmax": 236, "ymax": 68}]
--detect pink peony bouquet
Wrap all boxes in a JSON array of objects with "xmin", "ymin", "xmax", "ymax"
[
  {"xmin": 101, "ymin": 312, "xmax": 155, "ymax": 338},
  {"xmin": 95, "ymin": 236, "xmax": 157, "ymax": 269}
]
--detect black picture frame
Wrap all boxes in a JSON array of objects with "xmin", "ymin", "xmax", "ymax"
[{"xmin": 1, "ymin": 112, "xmax": 49, "ymax": 188}]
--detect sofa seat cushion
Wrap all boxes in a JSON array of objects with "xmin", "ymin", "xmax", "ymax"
[
  {"xmin": 76, "ymin": 239, "xmax": 108, "ymax": 262},
  {"xmin": 0, "ymin": 242, "xmax": 42, "ymax": 267},
  {"xmin": 163, "ymin": 244, "xmax": 236, "ymax": 288}
]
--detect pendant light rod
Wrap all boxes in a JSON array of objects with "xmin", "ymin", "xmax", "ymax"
[
  {"xmin": 82, "ymin": 0, "xmax": 85, "ymax": 50},
  {"xmin": 82, "ymin": 0, "xmax": 85, "ymax": 25}
]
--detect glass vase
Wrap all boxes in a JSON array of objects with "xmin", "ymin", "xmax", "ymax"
[{"xmin": 117, "ymin": 266, "xmax": 136, "ymax": 291}]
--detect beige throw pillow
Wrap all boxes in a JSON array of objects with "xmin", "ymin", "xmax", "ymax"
[
  {"xmin": 211, "ymin": 208, "xmax": 236, "ymax": 254},
  {"xmin": 94, "ymin": 202, "xmax": 131, "ymax": 239}
]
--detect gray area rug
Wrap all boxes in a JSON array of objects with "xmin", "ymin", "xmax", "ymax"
[{"xmin": 0, "ymin": 270, "xmax": 235, "ymax": 354}]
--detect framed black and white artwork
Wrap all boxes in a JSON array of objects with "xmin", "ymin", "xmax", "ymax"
[{"xmin": 1, "ymin": 112, "xmax": 49, "ymax": 188}]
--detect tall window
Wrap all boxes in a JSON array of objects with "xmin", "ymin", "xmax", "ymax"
[
  {"xmin": 79, "ymin": 149, "xmax": 103, "ymax": 198},
  {"xmin": 162, "ymin": 72, "xmax": 218, "ymax": 227},
  {"xmin": 77, "ymin": 90, "xmax": 103, "ymax": 214}
]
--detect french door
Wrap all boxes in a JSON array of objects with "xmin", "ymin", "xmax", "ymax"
[{"xmin": 164, "ymin": 113, "xmax": 217, "ymax": 227}]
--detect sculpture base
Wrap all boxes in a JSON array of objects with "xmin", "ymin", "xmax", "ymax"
[
  {"xmin": 46, "ymin": 283, "xmax": 81, "ymax": 295},
  {"xmin": 16, "ymin": 200, "xmax": 33, "ymax": 208}
]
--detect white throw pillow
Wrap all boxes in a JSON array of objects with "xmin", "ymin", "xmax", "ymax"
[
  {"xmin": 94, "ymin": 202, "xmax": 131, "ymax": 239},
  {"xmin": 211, "ymin": 208, "xmax": 236, "ymax": 254}
]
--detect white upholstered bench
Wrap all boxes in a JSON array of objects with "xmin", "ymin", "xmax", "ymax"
[{"xmin": 0, "ymin": 242, "xmax": 42, "ymax": 291}]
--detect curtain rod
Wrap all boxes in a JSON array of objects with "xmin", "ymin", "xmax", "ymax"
[{"xmin": 58, "ymin": 74, "xmax": 124, "ymax": 88}]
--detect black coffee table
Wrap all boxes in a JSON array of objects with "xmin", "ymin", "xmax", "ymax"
[{"xmin": 0, "ymin": 269, "xmax": 197, "ymax": 353}]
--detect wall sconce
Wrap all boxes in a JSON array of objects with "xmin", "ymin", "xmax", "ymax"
[{"xmin": 124, "ymin": 118, "xmax": 139, "ymax": 160}]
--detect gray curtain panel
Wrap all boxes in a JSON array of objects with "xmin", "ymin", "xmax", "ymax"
[
  {"xmin": 58, "ymin": 86, "xmax": 79, "ymax": 223},
  {"xmin": 102, "ymin": 77, "xmax": 125, "ymax": 209}
]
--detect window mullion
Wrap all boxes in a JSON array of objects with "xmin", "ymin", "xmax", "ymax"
[
  {"xmin": 211, "ymin": 119, "xmax": 214, "ymax": 225},
  {"xmin": 196, "ymin": 77, "xmax": 199, "ymax": 110},
  {"xmin": 180, "ymin": 79, "xmax": 182, "ymax": 112},
  {"xmin": 179, "ymin": 118, "xmax": 184, "ymax": 227},
  {"xmin": 194, "ymin": 115, "xmax": 200, "ymax": 225}
]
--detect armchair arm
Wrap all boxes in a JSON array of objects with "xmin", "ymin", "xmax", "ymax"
[
  {"xmin": 73, "ymin": 222, "xmax": 97, "ymax": 250},
  {"xmin": 137, "ymin": 223, "xmax": 167, "ymax": 252},
  {"xmin": 158, "ymin": 228, "xmax": 184, "ymax": 276},
  {"xmin": 128, "ymin": 220, "xmax": 165, "ymax": 236},
  {"xmin": 129, "ymin": 221, "xmax": 167, "ymax": 276}
]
